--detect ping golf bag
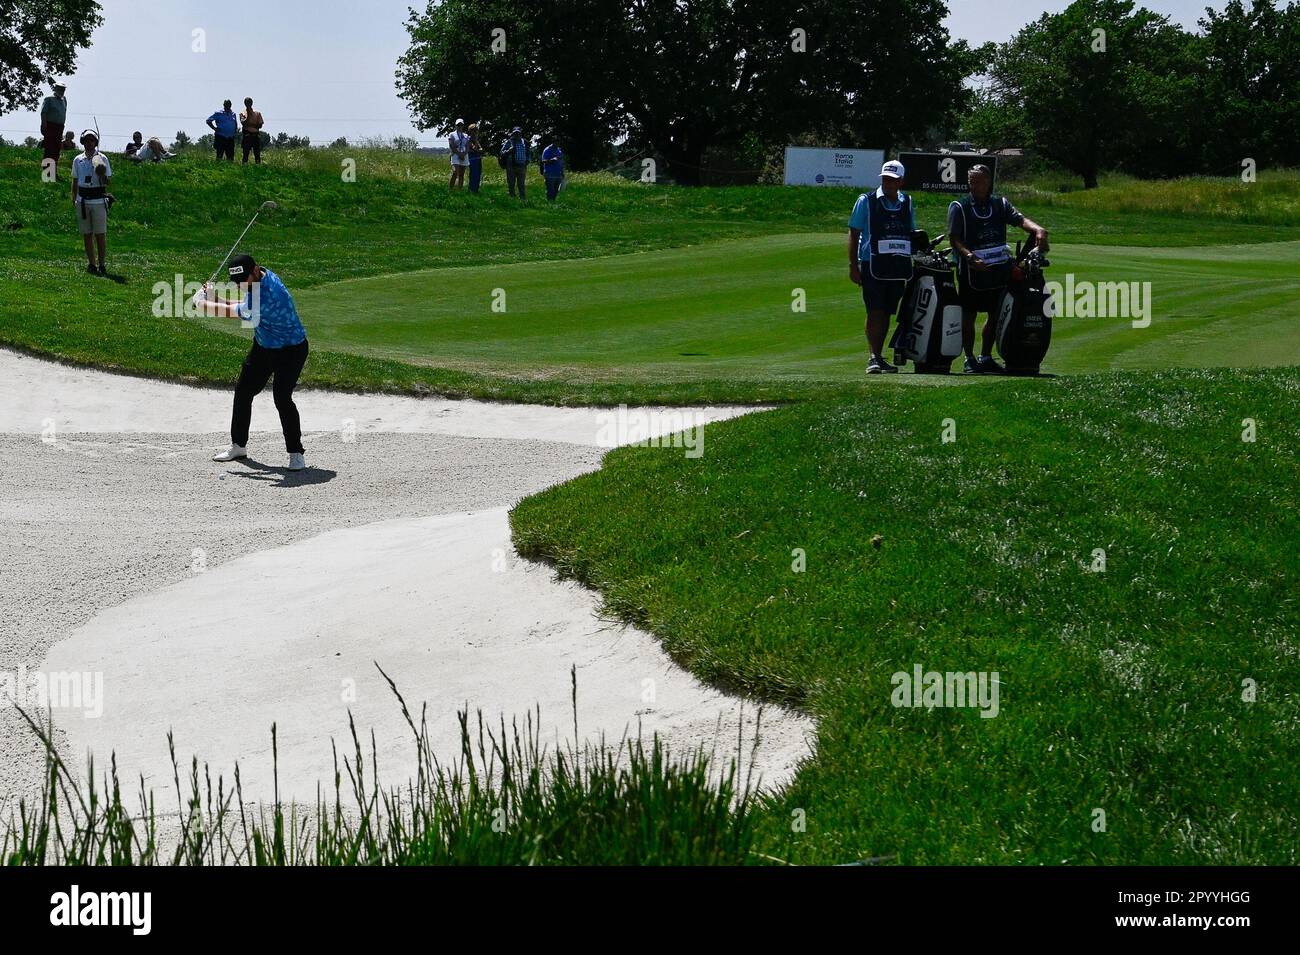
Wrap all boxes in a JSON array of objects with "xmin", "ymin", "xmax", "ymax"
[
  {"xmin": 890, "ymin": 231, "xmax": 963, "ymax": 374},
  {"xmin": 993, "ymin": 241, "xmax": 1054, "ymax": 376}
]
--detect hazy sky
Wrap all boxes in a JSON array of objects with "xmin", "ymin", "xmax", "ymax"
[{"xmin": 3, "ymin": 0, "xmax": 1213, "ymax": 151}]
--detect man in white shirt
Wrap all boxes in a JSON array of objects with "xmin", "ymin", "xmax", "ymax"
[
  {"xmin": 70, "ymin": 130, "xmax": 112, "ymax": 275},
  {"xmin": 448, "ymin": 118, "xmax": 469, "ymax": 189}
]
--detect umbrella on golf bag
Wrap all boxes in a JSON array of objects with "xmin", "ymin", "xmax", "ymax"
[
  {"xmin": 994, "ymin": 240, "xmax": 1054, "ymax": 376},
  {"xmin": 890, "ymin": 231, "xmax": 964, "ymax": 374}
]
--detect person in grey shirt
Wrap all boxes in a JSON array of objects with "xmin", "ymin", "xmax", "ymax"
[
  {"xmin": 40, "ymin": 83, "xmax": 68, "ymax": 175},
  {"xmin": 946, "ymin": 164, "xmax": 1050, "ymax": 374}
]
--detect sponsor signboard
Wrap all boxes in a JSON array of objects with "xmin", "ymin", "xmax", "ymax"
[
  {"xmin": 899, "ymin": 152, "xmax": 999, "ymax": 193},
  {"xmin": 784, "ymin": 147, "xmax": 885, "ymax": 188}
]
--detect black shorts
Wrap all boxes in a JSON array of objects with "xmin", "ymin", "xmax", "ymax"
[
  {"xmin": 861, "ymin": 270, "xmax": 907, "ymax": 314},
  {"xmin": 957, "ymin": 268, "xmax": 1006, "ymax": 312}
]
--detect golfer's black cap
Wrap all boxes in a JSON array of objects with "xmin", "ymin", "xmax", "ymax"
[{"xmin": 227, "ymin": 254, "xmax": 257, "ymax": 281}]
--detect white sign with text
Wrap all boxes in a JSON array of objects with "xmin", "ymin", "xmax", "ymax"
[{"xmin": 784, "ymin": 147, "xmax": 884, "ymax": 188}]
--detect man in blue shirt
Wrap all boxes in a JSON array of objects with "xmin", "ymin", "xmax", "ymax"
[
  {"xmin": 500, "ymin": 127, "xmax": 530, "ymax": 200},
  {"xmin": 194, "ymin": 254, "xmax": 311, "ymax": 470},
  {"xmin": 541, "ymin": 139, "xmax": 564, "ymax": 202},
  {"xmin": 848, "ymin": 160, "xmax": 916, "ymax": 374},
  {"xmin": 206, "ymin": 100, "xmax": 239, "ymax": 161}
]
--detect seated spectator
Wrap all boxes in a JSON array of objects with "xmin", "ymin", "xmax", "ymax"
[
  {"xmin": 124, "ymin": 131, "xmax": 144, "ymax": 158},
  {"xmin": 61, "ymin": 130, "xmax": 76, "ymax": 153},
  {"xmin": 131, "ymin": 137, "xmax": 175, "ymax": 163}
]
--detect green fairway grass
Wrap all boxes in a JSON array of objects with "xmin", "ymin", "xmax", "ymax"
[
  {"xmin": 290, "ymin": 235, "xmax": 1300, "ymax": 386},
  {"xmin": 7, "ymin": 144, "xmax": 1300, "ymax": 866},
  {"xmin": 4, "ymin": 145, "xmax": 1300, "ymax": 403},
  {"xmin": 510, "ymin": 367, "xmax": 1300, "ymax": 864}
]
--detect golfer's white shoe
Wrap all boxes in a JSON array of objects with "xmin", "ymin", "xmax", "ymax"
[
  {"xmin": 213, "ymin": 444, "xmax": 247, "ymax": 462},
  {"xmin": 288, "ymin": 452, "xmax": 306, "ymax": 471}
]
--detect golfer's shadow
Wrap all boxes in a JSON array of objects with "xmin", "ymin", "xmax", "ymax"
[{"xmin": 227, "ymin": 458, "xmax": 336, "ymax": 487}]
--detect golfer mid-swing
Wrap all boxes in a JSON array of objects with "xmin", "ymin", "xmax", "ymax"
[{"xmin": 193, "ymin": 254, "xmax": 310, "ymax": 470}]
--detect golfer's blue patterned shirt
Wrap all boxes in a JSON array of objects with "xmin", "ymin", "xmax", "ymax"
[{"xmin": 238, "ymin": 269, "xmax": 306, "ymax": 349}]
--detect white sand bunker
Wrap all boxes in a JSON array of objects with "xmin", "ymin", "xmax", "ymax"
[
  {"xmin": 0, "ymin": 348, "xmax": 749, "ymax": 446},
  {"xmin": 42, "ymin": 508, "xmax": 812, "ymax": 801},
  {"xmin": 5, "ymin": 348, "xmax": 809, "ymax": 803}
]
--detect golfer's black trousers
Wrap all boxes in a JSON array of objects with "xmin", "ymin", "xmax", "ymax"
[{"xmin": 231, "ymin": 339, "xmax": 309, "ymax": 453}]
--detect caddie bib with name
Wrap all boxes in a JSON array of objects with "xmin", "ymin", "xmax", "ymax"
[
  {"xmin": 868, "ymin": 191, "xmax": 914, "ymax": 282},
  {"xmin": 957, "ymin": 195, "xmax": 1012, "ymax": 290}
]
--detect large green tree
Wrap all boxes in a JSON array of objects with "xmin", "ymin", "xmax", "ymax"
[
  {"xmin": 1197, "ymin": 0, "xmax": 1300, "ymax": 174},
  {"xmin": 0, "ymin": 0, "xmax": 102, "ymax": 114},
  {"xmin": 397, "ymin": 0, "xmax": 977, "ymax": 181},
  {"xmin": 397, "ymin": 0, "xmax": 626, "ymax": 170},
  {"xmin": 618, "ymin": 0, "xmax": 976, "ymax": 183},
  {"xmin": 972, "ymin": 0, "xmax": 1199, "ymax": 188}
]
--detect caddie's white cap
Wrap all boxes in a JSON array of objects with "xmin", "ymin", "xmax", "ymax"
[
  {"xmin": 881, "ymin": 160, "xmax": 906, "ymax": 180},
  {"xmin": 455, "ymin": 118, "xmax": 466, "ymax": 126}
]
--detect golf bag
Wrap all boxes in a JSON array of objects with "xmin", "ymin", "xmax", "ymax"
[
  {"xmin": 993, "ymin": 241, "xmax": 1054, "ymax": 376},
  {"xmin": 890, "ymin": 231, "xmax": 963, "ymax": 374}
]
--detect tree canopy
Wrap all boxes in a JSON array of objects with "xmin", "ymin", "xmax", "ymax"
[
  {"xmin": 966, "ymin": 0, "xmax": 1300, "ymax": 187},
  {"xmin": 397, "ymin": 0, "xmax": 976, "ymax": 181},
  {"xmin": 0, "ymin": 0, "xmax": 103, "ymax": 115}
]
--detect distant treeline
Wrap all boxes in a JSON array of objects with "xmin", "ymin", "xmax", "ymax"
[
  {"xmin": 396, "ymin": 0, "xmax": 1299, "ymax": 189},
  {"xmin": 965, "ymin": 0, "xmax": 1300, "ymax": 187}
]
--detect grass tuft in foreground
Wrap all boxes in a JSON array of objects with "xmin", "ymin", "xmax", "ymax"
[{"xmin": 3, "ymin": 667, "xmax": 765, "ymax": 866}]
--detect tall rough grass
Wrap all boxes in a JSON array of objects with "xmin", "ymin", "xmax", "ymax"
[
  {"xmin": 2, "ymin": 667, "xmax": 766, "ymax": 866},
  {"xmin": 1006, "ymin": 170, "xmax": 1300, "ymax": 225}
]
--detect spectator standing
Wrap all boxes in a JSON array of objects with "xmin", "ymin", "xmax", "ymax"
[
  {"xmin": 239, "ymin": 97, "xmax": 265, "ymax": 164},
  {"xmin": 541, "ymin": 139, "xmax": 564, "ymax": 202},
  {"xmin": 40, "ymin": 83, "xmax": 68, "ymax": 175},
  {"xmin": 448, "ymin": 118, "xmax": 469, "ymax": 188},
  {"xmin": 206, "ymin": 100, "xmax": 239, "ymax": 161},
  {"xmin": 500, "ymin": 127, "xmax": 529, "ymax": 200},
  {"xmin": 467, "ymin": 123, "xmax": 483, "ymax": 194}
]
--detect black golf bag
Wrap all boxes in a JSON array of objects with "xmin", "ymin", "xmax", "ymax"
[
  {"xmin": 890, "ymin": 231, "xmax": 963, "ymax": 374},
  {"xmin": 994, "ymin": 241, "xmax": 1054, "ymax": 376}
]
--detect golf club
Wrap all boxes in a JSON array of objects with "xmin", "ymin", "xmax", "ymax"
[{"xmin": 206, "ymin": 200, "xmax": 278, "ymax": 287}]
